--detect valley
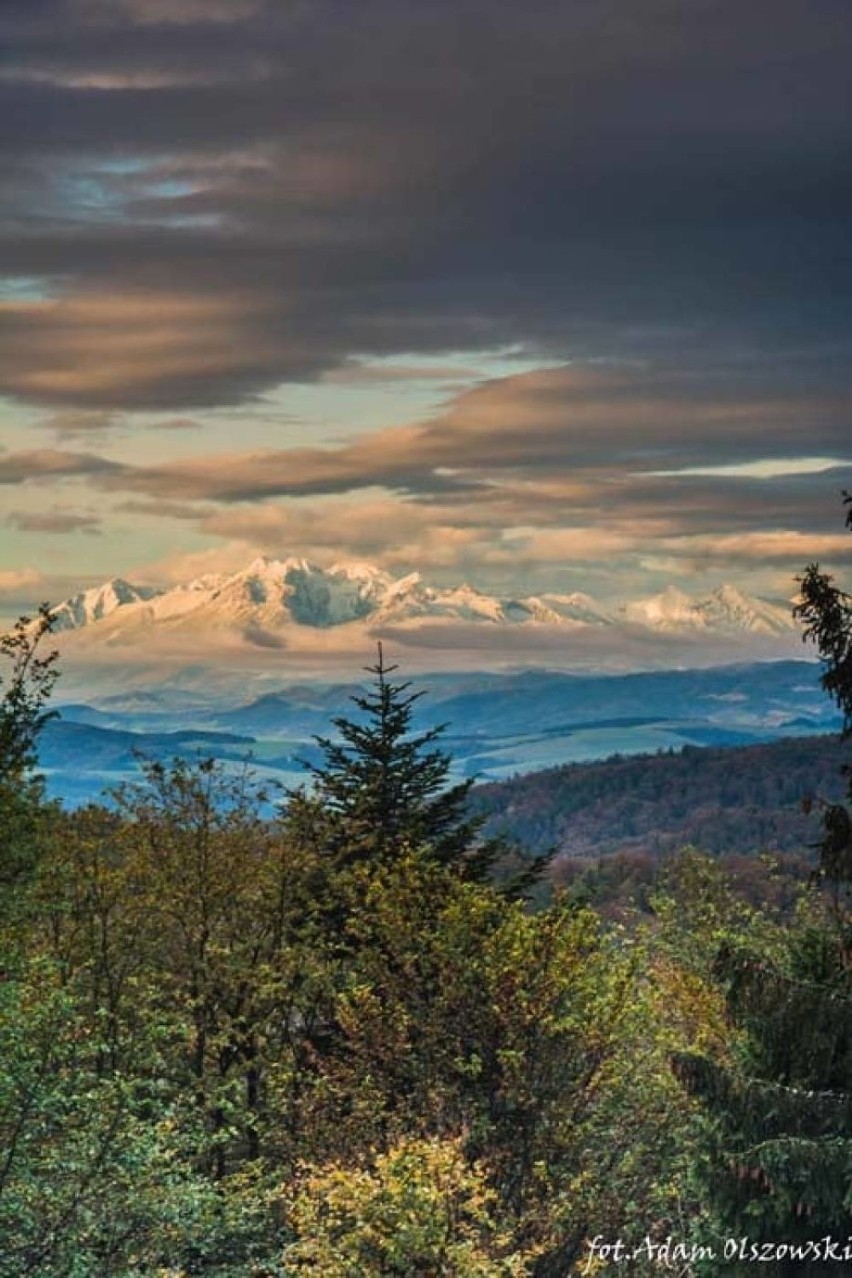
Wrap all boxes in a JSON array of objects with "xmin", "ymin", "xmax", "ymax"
[{"xmin": 44, "ymin": 659, "xmax": 840, "ymax": 814}]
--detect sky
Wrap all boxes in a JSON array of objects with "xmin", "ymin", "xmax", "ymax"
[{"xmin": 1, "ymin": 0, "xmax": 851, "ymax": 627}]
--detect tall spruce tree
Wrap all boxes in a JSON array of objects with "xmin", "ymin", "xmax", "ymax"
[
  {"xmin": 300, "ymin": 644, "xmax": 487, "ymax": 874},
  {"xmin": 673, "ymin": 933, "xmax": 852, "ymax": 1273},
  {"xmin": 674, "ymin": 497, "xmax": 852, "ymax": 1274}
]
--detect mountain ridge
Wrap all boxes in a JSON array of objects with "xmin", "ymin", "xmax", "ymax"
[
  {"xmin": 39, "ymin": 660, "xmax": 842, "ymax": 809},
  {"xmin": 44, "ymin": 557, "xmax": 797, "ymax": 648}
]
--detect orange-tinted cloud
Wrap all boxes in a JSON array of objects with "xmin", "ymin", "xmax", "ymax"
[
  {"xmin": 0, "ymin": 566, "xmax": 43, "ymax": 593},
  {"xmin": 0, "ymin": 290, "xmax": 284, "ymax": 409},
  {"xmin": 90, "ymin": 363, "xmax": 850, "ymax": 501}
]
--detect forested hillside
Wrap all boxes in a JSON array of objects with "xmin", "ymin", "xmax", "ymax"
[
  {"xmin": 1, "ymin": 609, "xmax": 851, "ymax": 1276},
  {"xmin": 472, "ymin": 734, "xmax": 848, "ymax": 860}
]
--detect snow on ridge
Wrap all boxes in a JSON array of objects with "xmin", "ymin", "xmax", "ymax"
[
  {"xmin": 621, "ymin": 585, "xmax": 704, "ymax": 631},
  {"xmin": 695, "ymin": 585, "xmax": 793, "ymax": 636},
  {"xmin": 42, "ymin": 556, "xmax": 798, "ymax": 644},
  {"xmin": 49, "ymin": 578, "xmax": 161, "ymax": 632},
  {"xmin": 535, "ymin": 592, "xmax": 614, "ymax": 625},
  {"xmin": 621, "ymin": 584, "xmax": 795, "ymax": 635}
]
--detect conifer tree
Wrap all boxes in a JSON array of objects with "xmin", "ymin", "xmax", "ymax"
[
  {"xmin": 795, "ymin": 490, "xmax": 852, "ymax": 889},
  {"xmin": 301, "ymin": 643, "xmax": 487, "ymax": 874},
  {"xmin": 796, "ymin": 491, "xmax": 852, "ymax": 732},
  {"xmin": 673, "ymin": 498, "xmax": 852, "ymax": 1273},
  {"xmin": 673, "ymin": 931, "xmax": 852, "ymax": 1272}
]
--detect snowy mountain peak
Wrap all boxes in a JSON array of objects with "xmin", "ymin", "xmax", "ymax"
[
  {"xmin": 621, "ymin": 583, "xmax": 795, "ymax": 636},
  {"xmin": 389, "ymin": 570, "xmax": 422, "ymax": 591},
  {"xmin": 40, "ymin": 558, "xmax": 798, "ymax": 655},
  {"xmin": 243, "ymin": 554, "xmax": 273, "ymax": 573},
  {"xmin": 621, "ymin": 585, "xmax": 699, "ymax": 630},
  {"xmin": 536, "ymin": 591, "xmax": 614, "ymax": 625},
  {"xmin": 328, "ymin": 559, "xmax": 393, "ymax": 583},
  {"xmin": 713, "ymin": 583, "xmax": 749, "ymax": 604},
  {"xmin": 697, "ymin": 584, "xmax": 793, "ymax": 635},
  {"xmin": 50, "ymin": 577, "xmax": 160, "ymax": 632},
  {"xmin": 241, "ymin": 555, "xmax": 314, "ymax": 579},
  {"xmin": 242, "ymin": 554, "xmax": 281, "ymax": 576}
]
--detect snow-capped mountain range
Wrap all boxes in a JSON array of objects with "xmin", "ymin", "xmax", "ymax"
[{"xmin": 47, "ymin": 556, "xmax": 797, "ymax": 651}]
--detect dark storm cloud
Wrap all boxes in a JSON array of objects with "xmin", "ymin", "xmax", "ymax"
[
  {"xmin": 0, "ymin": 0, "xmax": 850, "ymax": 410},
  {"xmin": 76, "ymin": 362, "xmax": 847, "ymax": 502},
  {"xmin": 600, "ymin": 468, "xmax": 852, "ymax": 537},
  {"xmin": 2, "ymin": 361, "xmax": 849, "ymax": 523}
]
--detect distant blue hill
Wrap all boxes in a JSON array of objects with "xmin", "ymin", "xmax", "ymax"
[
  {"xmin": 39, "ymin": 721, "xmax": 258, "ymax": 805},
  {"xmin": 41, "ymin": 660, "xmax": 840, "ymax": 807}
]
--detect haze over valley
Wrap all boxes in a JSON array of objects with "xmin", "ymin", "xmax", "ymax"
[{"xmin": 42, "ymin": 650, "xmax": 837, "ymax": 807}]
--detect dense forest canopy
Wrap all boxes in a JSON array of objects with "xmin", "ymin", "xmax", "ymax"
[{"xmin": 473, "ymin": 733, "xmax": 848, "ymax": 859}]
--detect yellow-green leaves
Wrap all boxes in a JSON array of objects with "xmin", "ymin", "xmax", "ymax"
[{"xmin": 284, "ymin": 1136, "xmax": 532, "ymax": 1277}]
